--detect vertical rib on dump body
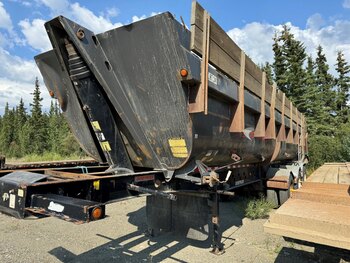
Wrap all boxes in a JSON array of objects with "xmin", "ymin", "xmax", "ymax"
[{"xmin": 35, "ymin": 2, "xmax": 307, "ymax": 175}]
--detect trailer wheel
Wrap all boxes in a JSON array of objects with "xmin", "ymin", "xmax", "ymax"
[
  {"xmin": 266, "ymin": 189, "xmax": 279, "ymax": 208},
  {"xmin": 278, "ymin": 175, "xmax": 293, "ymax": 205}
]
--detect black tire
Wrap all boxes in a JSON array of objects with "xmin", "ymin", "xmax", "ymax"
[
  {"xmin": 278, "ymin": 175, "xmax": 293, "ymax": 205},
  {"xmin": 266, "ymin": 189, "xmax": 279, "ymax": 208}
]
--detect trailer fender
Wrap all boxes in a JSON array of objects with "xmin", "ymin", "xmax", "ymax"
[{"xmin": 266, "ymin": 167, "xmax": 293, "ymax": 190}]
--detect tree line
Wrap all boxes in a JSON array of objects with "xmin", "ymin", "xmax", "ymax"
[
  {"xmin": 0, "ymin": 78, "xmax": 82, "ymax": 160},
  {"xmin": 264, "ymin": 25, "xmax": 350, "ymax": 169}
]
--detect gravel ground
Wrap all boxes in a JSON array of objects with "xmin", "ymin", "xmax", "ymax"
[{"xmin": 0, "ymin": 196, "xmax": 349, "ymax": 263}]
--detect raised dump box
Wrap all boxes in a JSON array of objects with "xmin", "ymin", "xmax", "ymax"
[
  {"xmin": 264, "ymin": 163, "xmax": 350, "ymax": 250},
  {"xmin": 35, "ymin": 1, "xmax": 307, "ymax": 181},
  {"xmin": 31, "ymin": 3, "xmax": 309, "ymax": 251}
]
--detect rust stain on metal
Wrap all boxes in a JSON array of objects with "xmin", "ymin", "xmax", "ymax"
[{"xmin": 138, "ymin": 144, "xmax": 152, "ymax": 160}]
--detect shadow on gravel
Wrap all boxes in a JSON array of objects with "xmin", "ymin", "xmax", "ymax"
[
  {"xmin": 275, "ymin": 238, "xmax": 350, "ymax": 263},
  {"xmin": 48, "ymin": 199, "xmax": 245, "ymax": 262}
]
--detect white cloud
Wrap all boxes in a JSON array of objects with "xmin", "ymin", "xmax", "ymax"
[
  {"xmin": 132, "ymin": 12, "xmax": 160, "ymax": 23},
  {"xmin": 69, "ymin": 3, "xmax": 122, "ymax": 33},
  {"xmin": 0, "ymin": 48, "xmax": 40, "ymax": 82},
  {"xmin": 0, "ymin": 77, "xmax": 51, "ymax": 114},
  {"xmin": 343, "ymin": 0, "xmax": 350, "ymax": 8},
  {"xmin": 19, "ymin": 1, "xmax": 123, "ymax": 52},
  {"xmin": 228, "ymin": 22, "xmax": 282, "ymax": 67},
  {"xmin": 0, "ymin": 49, "xmax": 51, "ymax": 114},
  {"xmin": 0, "ymin": 2, "xmax": 13, "ymax": 31},
  {"xmin": 18, "ymin": 19, "xmax": 51, "ymax": 52},
  {"xmin": 0, "ymin": 46, "xmax": 51, "ymax": 114},
  {"xmin": 37, "ymin": 0, "xmax": 122, "ymax": 32},
  {"xmin": 132, "ymin": 15, "xmax": 147, "ymax": 23},
  {"xmin": 8, "ymin": 0, "xmax": 32, "ymax": 7},
  {"xmin": 105, "ymin": 7, "xmax": 119, "ymax": 19},
  {"xmin": 306, "ymin": 13, "xmax": 325, "ymax": 31},
  {"xmin": 37, "ymin": 0, "xmax": 69, "ymax": 13},
  {"xmin": 227, "ymin": 15, "xmax": 350, "ymax": 75}
]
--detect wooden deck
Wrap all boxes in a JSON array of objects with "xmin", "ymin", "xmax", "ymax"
[
  {"xmin": 308, "ymin": 163, "xmax": 350, "ymax": 184},
  {"xmin": 264, "ymin": 163, "xmax": 350, "ymax": 250}
]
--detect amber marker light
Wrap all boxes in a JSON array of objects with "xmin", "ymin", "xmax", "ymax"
[
  {"xmin": 180, "ymin": 68, "xmax": 188, "ymax": 78},
  {"xmin": 91, "ymin": 206, "xmax": 103, "ymax": 220}
]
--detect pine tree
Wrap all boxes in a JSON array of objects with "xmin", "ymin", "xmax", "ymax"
[
  {"xmin": 272, "ymin": 31, "xmax": 287, "ymax": 91},
  {"xmin": 335, "ymin": 51, "xmax": 350, "ymax": 123},
  {"xmin": 0, "ymin": 103, "xmax": 15, "ymax": 155},
  {"xmin": 272, "ymin": 25, "xmax": 307, "ymax": 109},
  {"xmin": 262, "ymin": 62, "xmax": 274, "ymax": 85},
  {"xmin": 8, "ymin": 99, "xmax": 28, "ymax": 157},
  {"xmin": 48, "ymin": 100, "xmax": 61, "ymax": 153},
  {"xmin": 314, "ymin": 45, "xmax": 335, "ymax": 134},
  {"xmin": 28, "ymin": 77, "xmax": 48, "ymax": 154}
]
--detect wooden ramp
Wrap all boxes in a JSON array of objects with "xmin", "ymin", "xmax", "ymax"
[{"xmin": 264, "ymin": 163, "xmax": 350, "ymax": 250}]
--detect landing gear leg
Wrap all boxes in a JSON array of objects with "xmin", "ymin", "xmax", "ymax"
[{"xmin": 210, "ymin": 189, "xmax": 225, "ymax": 255}]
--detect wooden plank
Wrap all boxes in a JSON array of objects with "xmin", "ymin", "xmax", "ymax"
[
  {"xmin": 275, "ymin": 90, "xmax": 283, "ymax": 113},
  {"xmin": 255, "ymin": 72, "xmax": 266, "ymax": 137},
  {"xmin": 287, "ymin": 102, "xmax": 294, "ymax": 143},
  {"xmin": 292, "ymin": 106, "xmax": 297, "ymax": 123},
  {"xmin": 201, "ymin": 11, "xmax": 210, "ymax": 115},
  {"xmin": 191, "ymin": 1, "xmax": 241, "ymax": 65},
  {"xmin": 230, "ymin": 50, "xmax": 245, "ymax": 132},
  {"xmin": 190, "ymin": 1, "xmax": 262, "ymax": 98},
  {"xmin": 192, "ymin": 25, "xmax": 240, "ymax": 80},
  {"xmin": 245, "ymin": 55, "xmax": 262, "ymax": 85},
  {"xmin": 188, "ymin": 10, "xmax": 210, "ymax": 113},
  {"xmin": 277, "ymin": 93, "xmax": 286, "ymax": 142},
  {"xmin": 192, "ymin": 24, "xmax": 262, "ymax": 98},
  {"xmin": 285, "ymin": 97, "xmax": 291, "ymax": 118},
  {"xmin": 265, "ymin": 83, "xmax": 272, "ymax": 104},
  {"xmin": 294, "ymin": 110, "xmax": 300, "ymax": 144},
  {"xmin": 266, "ymin": 83, "xmax": 277, "ymax": 139},
  {"xmin": 245, "ymin": 72, "xmax": 262, "ymax": 98},
  {"xmin": 190, "ymin": 0, "xmax": 305, "ymax": 138}
]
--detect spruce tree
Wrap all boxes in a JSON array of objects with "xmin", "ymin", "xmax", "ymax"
[
  {"xmin": 262, "ymin": 62, "xmax": 274, "ymax": 85},
  {"xmin": 48, "ymin": 100, "xmax": 61, "ymax": 153},
  {"xmin": 0, "ymin": 103, "xmax": 15, "ymax": 155},
  {"xmin": 28, "ymin": 77, "xmax": 48, "ymax": 154},
  {"xmin": 9, "ymin": 99, "xmax": 28, "ymax": 157},
  {"xmin": 335, "ymin": 51, "xmax": 350, "ymax": 123},
  {"xmin": 272, "ymin": 25, "xmax": 307, "ymax": 110},
  {"xmin": 314, "ymin": 45, "xmax": 335, "ymax": 134},
  {"xmin": 272, "ymin": 31, "xmax": 287, "ymax": 91}
]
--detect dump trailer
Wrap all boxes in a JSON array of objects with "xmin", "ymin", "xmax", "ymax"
[{"xmin": 0, "ymin": 1, "xmax": 307, "ymax": 253}]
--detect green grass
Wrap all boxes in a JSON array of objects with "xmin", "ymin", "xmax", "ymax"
[
  {"xmin": 7, "ymin": 152, "xmax": 88, "ymax": 163},
  {"xmin": 245, "ymin": 195, "xmax": 275, "ymax": 220}
]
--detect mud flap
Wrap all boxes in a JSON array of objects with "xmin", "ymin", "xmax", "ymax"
[{"xmin": 146, "ymin": 195, "xmax": 210, "ymax": 241}]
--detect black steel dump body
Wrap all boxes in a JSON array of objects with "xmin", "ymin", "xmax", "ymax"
[
  {"xmin": 35, "ymin": 2, "xmax": 307, "ymax": 179},
  {"xmin": 0, "ymin": 2, "xmax": 308, "ymax": 254}
]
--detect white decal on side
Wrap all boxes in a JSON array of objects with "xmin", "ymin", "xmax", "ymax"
[
  {"xmin": 48, "ymin": 201, "xmax": 65, "ymax": 213},
  {"xmin": 208, "ymin": 72, "xmax": 218, "ymax": 85},
  {"xmin": 9, "ymin": 194, "xmax": 16, "ymax": 209}
]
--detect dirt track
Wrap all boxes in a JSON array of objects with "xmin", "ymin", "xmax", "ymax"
[{"xmin": 0, "ymin": 196, "xmax": 349, "ymax": 263}]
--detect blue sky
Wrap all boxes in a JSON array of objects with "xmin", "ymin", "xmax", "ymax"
[{"xmin": 0, "ymin": 0, "xmax": 350, "ymax": 114}]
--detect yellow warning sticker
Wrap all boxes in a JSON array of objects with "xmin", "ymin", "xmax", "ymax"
[
  {"xmin": 100, "ymin": 141, "xmax": 111, "ymax": 151},
  {"xmin": 173, "ymin": 153, "xmax": 188, "ymax": 158},
  {"xmin": 91, "ymin": 121, "xmax": 101, "ymax": 131},
  {"xmin": 93, "ymin": 180, "xmax": 100, "ymax": 191},
  {"xmin": 168, "ymin": 138, "xmax": 188, "ymax": 158},
  {"xmin": 168, "ymin": 138, "xmax": 186, "ymax": 147},
  {"xmin": 170, "ymin": 146, "xmax": 188, "ymax": 154}
]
